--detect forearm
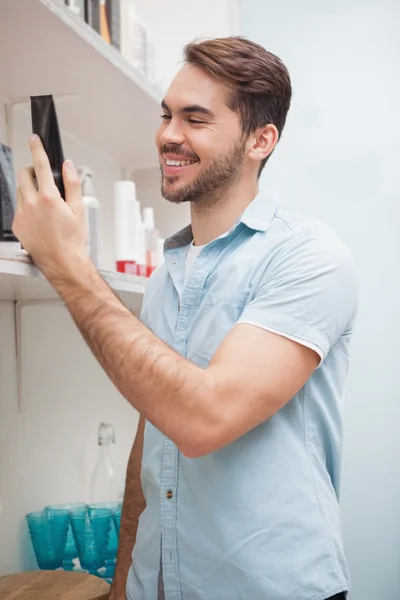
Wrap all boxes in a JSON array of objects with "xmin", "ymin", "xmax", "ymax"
[
  {"xmin": 110, "ymin": 416, "xmax": 146, "ymax": 600},
  {"xmin": 51, "ymin": 260, "xmax": 219, "ymax": 455}
]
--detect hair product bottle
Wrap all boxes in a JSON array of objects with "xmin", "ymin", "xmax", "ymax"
[
  {"xmin": 30, "ymin": 95, "xmax": 66, "ymax": 199},
  {"xmin": 79, "ymin": 167, "xmax": 100, "ymax": 267},
  {"xmin": 114, "ymin": 180, "xmax": 138, "ymax": 274}
]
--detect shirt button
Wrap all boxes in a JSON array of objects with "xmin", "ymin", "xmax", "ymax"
[{"xmin": 166, "ymin": 490, "xmax": 174, "ymax": 500}]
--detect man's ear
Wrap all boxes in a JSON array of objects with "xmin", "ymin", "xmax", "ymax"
[{"xmin": 247, "ymin": 124, "xmax": 279, "ymax": 164}]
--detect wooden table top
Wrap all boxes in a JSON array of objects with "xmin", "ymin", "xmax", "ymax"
[{"xmin": 0, "ymin": 571, "xmax": 110, "ymax": 600}]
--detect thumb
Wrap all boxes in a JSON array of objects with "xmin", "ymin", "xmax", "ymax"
[{"xmin": 63, "ymin": 160, "xmax": 84, "ymax": 215}]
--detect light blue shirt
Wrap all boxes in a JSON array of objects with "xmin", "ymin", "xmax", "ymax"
[{"xmin": 127, "ymin": 192, "xmax": 358, "ymax": 600}]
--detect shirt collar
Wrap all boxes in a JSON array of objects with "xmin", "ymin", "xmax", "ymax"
[
  {"xmin": 240, "ymin": 190, "xmax": 279, "ymax": 233},
  {"xmin": 164, "ymin": 192, "xmax": 279, "ymax": 251}
]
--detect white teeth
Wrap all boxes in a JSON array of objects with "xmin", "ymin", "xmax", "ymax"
[{"xmin": 165, "ymin": 159, "xmax": 196, "ymax": 166}]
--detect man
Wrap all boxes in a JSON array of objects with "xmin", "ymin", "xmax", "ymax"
[{"xmin": 14, "ymin": 37, "xmax": 356, "ymax": 600}]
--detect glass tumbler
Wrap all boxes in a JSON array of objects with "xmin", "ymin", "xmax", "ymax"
[
  {"xmin": 70, "ymin": 508, "xmax": 112, "ymax": 575},
  {"xmin": 88, "ymin": 502, "xmax": 122, "ymax": 577},
  {"xmin": 26, "ymin": 510, "xmax": 69, "ymax": 570},
  {"xmin": 45, "ymin": 503, "xmax": 88, "ymax": 570}
]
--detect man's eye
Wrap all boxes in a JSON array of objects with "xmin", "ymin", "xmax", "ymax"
[
  {"xmin": 161, "ymin": 115, "xmax": 171, "ymax": 120},
  {"xmin": 189, "ymin": 120, "xmax": 205, "ymax": 125}
]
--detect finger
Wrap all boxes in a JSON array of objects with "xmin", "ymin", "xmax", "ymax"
[
  {"xmin": 13, "ymin": 189, "xmax": 24, "ymax": 241},
  {"xmin": 16, "ymin": 187, "xmax": 23, "ymax": 211},
  {"xmin": 29, "ymin": 134, "xmax": 57, "ymax": 193},
  {"xmin": 17, "ymin": 166, "xmax": 37, "ymax": 203},
  {"xmin": 63, "ymin": 160, "xmax": 84, "ymax": 215}
]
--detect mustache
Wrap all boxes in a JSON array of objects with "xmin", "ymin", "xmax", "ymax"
[{"xmin": 161, "ymin": 144, "xmax": 199, "ymax": 161}]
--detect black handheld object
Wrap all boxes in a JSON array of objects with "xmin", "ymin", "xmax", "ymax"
[{"xmin": 30, "ymin": 95, "xmax": 66, "ymax": 200}]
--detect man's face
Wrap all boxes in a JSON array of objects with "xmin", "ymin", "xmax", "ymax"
[{"xmin": 156, "ymin": 64, "xmax": 247, "ymax": 204}]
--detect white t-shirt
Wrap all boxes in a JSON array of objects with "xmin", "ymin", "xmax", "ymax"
[{"xmin": 183, "ymin": 242, "xmax": 205, "ymax": 288}]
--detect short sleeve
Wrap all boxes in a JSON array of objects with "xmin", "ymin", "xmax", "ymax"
[{"xmin": 238, "ymin": 232, "xmax": 358, "ymax": 363}]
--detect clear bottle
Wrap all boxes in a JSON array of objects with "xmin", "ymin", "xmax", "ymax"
[{"xmin": 90, "ymin": 423, "xmax": 120, "ymax": 503}]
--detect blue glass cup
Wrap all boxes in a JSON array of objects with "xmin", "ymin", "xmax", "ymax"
[
  {"xmin": 26, "ymin": 510, "xmax": 69, "ymax": 570},
  {"xmin": 45, "ymin": 503, "xmax": 88, "ymax": 570},
  {"xmin": 70, "ymin": 508, "xmax": 112, "ymax": 575},
  {"xmin": 88, "ymin": 502, "xmax": 122, "ymax": 577},
  {"xmin": 112, "ymin": 504, "xmax": 122, "ymax": 537}
]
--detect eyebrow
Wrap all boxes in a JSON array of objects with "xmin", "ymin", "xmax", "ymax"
[{"xmin": 161, "ymin": 100, "xmax": 215, "ymax": 119}]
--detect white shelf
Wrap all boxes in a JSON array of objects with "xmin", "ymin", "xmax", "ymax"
[
  {"xmin": 0, "ymin": 0, "xmax": 162, "ymax": 169},
  {"xmin": 0, "ymin": 247, "xmax": 146, "ymax": 311}
]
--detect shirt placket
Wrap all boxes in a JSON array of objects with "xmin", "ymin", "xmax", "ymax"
[{"xmin": 160, "ymin": 246, "xmax": 214, "ymax": 600}]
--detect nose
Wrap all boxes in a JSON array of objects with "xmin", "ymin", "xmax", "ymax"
[{"xmin": 159, "ymin": 118, "xmax": 185, "ymax": 146}]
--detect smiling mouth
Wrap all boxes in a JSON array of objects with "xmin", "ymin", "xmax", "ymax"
[
  {"xmin": 162, "ymin": 158, "xmax": 198, "ymax": 177},
  {"xmin": 164, "ymin": 159, "xmax": 198, "ymax": 167}
]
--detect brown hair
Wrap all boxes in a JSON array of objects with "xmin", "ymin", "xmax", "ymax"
[{"xmin": 184, "ymin": 37, "xmax": 292, "ymax": 176}]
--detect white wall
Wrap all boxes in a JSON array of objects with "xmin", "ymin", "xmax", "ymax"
[
  {"xmin": 0, "ymin": 301, "xmax": 139, "ymax": 574},
  {"xmin": 0, "ymin": 101, "xmax": 6, "ymax": 142},
  {"xmin": 240, "ymin": 1, "xmax": 400, "ymax": 599}
]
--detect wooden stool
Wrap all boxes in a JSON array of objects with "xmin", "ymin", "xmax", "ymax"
[{"xmin": 0, "ymin": 571, "xmax": 110, "ymax": 599}]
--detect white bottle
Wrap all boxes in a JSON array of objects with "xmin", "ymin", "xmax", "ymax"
[
  {"xmin": 79, "ymin": 167, "xmax": 100, "ymax": 268},
  {"xmin": 114, "ymin": 180, "xmax": 137, "ymax": 274},
  {"xmin": 143, "ymin": 207, "xmax": 159, "ymax": 277},
  {"xmin": 90, "ymin": 423, "xmax": 119, "ymax": 503},
  {"xmin": 65, "ymin": 0, "xmax": 84, "ymax": 18}
]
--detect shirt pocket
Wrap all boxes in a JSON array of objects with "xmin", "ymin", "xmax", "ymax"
[{"xmin": 188, "ymin": 289, "xmax": 250, "ymax": 367}]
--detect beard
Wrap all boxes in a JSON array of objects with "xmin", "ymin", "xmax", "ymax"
[{"xmin": 160, "ymin": 138, "xmax": 246, "ymax": 205}]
